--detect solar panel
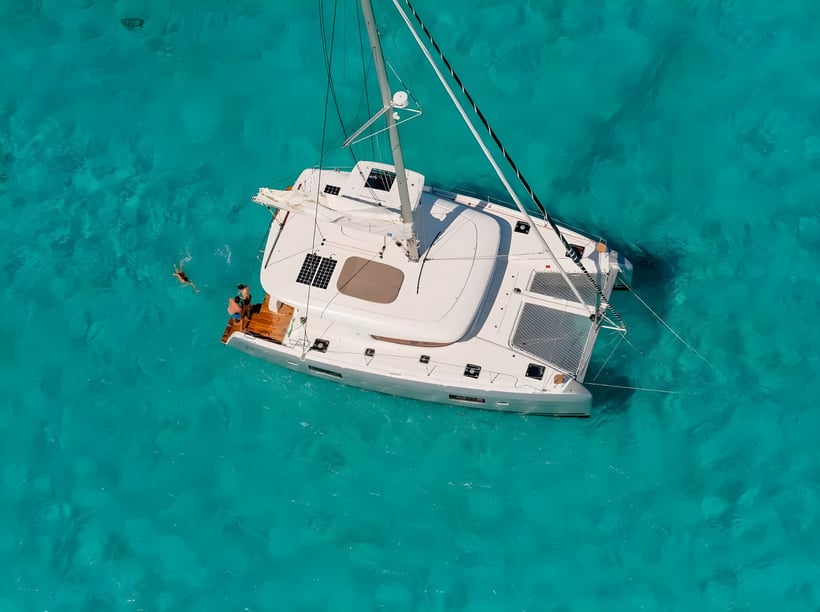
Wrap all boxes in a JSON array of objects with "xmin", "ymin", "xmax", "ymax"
[
  {"xmin": 296, "ymin": 253, "xmax": 321, "ymax": 285},
  {"xmin": 312, "ymin": 257, "xmax": 337, "ymax": 289},
  {"xmin": 324, "ymin": 184, "xmax": 341, "ymax": 195}
]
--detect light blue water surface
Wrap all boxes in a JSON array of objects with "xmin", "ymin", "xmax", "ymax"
[{"xmin": 1, "ymin": 0, "xmax": 819, "ymax": 609}]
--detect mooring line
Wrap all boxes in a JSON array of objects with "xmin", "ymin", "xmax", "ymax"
[
  {"xmin": 592, "ymin": 333, "xmax": 625, "ymax": 383},
  {"xmin": 623, "ymin": 282, "xmax": 717, "ymax": 373},
  {"xmin": 585, "ymin": 382, "xmax": 681, "ymax": 394}
]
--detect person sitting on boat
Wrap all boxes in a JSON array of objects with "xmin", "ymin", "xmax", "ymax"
[
  {"xmin": 173, "ymin": 261, "xmax": 199, "ymax": 292},
  {"xmin": 227, "ymin": 296, "xmax": 243, "ymax": 325},
  {"xmin": 237, "ymin": 284, "xmax": 252, "ymax": 307}
]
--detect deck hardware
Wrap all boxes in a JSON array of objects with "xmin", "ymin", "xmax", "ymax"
[
  {"xmin": 464, "ymin": 364, "xmax": 481, "ymax": 378},
  {"xmin": 311, "ymin": 339, "xmax": 329, "ymax": 353},
  {"xmin": 514, "ymin": 221, "xmax": 530, "ymax": 234}
]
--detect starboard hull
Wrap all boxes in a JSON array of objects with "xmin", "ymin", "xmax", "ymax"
[{"xmin": 228, "ymin": 332, "xmax": 592, "ymax": 417}]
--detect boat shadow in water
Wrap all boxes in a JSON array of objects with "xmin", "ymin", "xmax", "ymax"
[
  {"xmin": 609, "ymin": 239, "xmax": 686, "ymax": 327},
  {"xmin": 628, "ymin": 242, "xmax": 683, "ymax": 292},
  {"xmin": 584, "ymin": 241, "xmax": 689, "ymax": 417},
  {"xmin": 588, "ymin": 376, "xmax": 636, "ymax": 420}
]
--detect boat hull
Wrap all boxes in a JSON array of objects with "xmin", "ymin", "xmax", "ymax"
[
  {"xmin": 228, "ymin": 333, "xmax": 592, "ymax": 417},
  {"xmin": 240, "ymin": 167, "xmax": 634, "ymax": 418}
]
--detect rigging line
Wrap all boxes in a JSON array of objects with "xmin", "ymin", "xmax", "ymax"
[
  {"xmin": 416, "ymin": 230, "xmax": 442, "ymax": 293},
  {"xmin": 391, "ymin": 0, "xmax": 582, "ymax": 305},
  {"xmin": 355, "ymin": 0, "xmax": 375, "ymax": 160},
  {"xmin": 592, "ymin": 332, "xmax": 625, "ymax": 382},
  {"xmin": 395, "ymin": 0, "xmax": 627, "ymax": 331},
  {"xmin": 619, "ymin": 333, "xmax": 653, "ymax": 360},
  {"xmin": 622, "ymin": 281, "xmax": 717, "ymax": 371},
  {"xmin": 584, "ymin": 382, "xmax": 681, "ymax": 395},
  {"xmin": 398, "ymin": 1, "xmax": 546, "ymax": 224},
  {"xmin": 305, "ymin": 0, "xmax": 340, "ymax": 357},
  {"xmin": 617, "ymin": 330, "xmax": 690, "ymax": 378},
  {"xmin": 321, "ymin": 0, "xmax": 359, "ymax": 166},
  {"xmin": 386, "ymin": 61, "xmax": 422, "ymax": 109}
]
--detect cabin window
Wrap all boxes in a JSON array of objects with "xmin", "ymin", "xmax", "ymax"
[
  {"xmin": 449, "ymin": 394, "xmax": 485, "ymax": 404},
  {"xmin": 337, "ymin": 256, "xmax": 404, "ymax": 304},
  {"xmin": 364, "ymin": 169, "xmax": 396, "ymax": 192},
  {"xmin": 308, "ymin": 365, "xmax": 342, "ymax": 378},
  {"xmin": 371, "ymin": 336, "xmax": 452, "ymax": 347}
]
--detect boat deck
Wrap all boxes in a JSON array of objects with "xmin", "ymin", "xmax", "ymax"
[{"xmin": 221, "ymin": 295, "xmax": 295, "ymax": 344}]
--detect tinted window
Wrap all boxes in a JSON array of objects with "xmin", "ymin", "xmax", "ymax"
[{"xmin": 364, "ymin": 169, "xmax": 396, "ymax": 192}]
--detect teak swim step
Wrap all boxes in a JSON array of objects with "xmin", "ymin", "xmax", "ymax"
[{"xmin": 221, "ymin": 294, "xmax": 294, "ymax": 345}]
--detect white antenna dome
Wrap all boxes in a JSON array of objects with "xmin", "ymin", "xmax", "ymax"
[{"xmin": 391, "ymin": 91, "xmax": 409, "ymax": 109}]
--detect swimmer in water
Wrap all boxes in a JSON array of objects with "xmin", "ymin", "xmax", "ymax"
[{"xmin": 173, "ymin": 261, "xmax": 199, "ymax": 292}]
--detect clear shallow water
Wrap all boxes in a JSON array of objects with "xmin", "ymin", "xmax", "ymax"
[{"xmin": 1, "ymin": 0, "xmax": 818, "ymax": 609}]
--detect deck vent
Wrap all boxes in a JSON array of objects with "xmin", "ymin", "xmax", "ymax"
[
  {"xmin": 419, "ymin": 354, "xmax": 430, "ymax": 364},
  {"xmin": 323, "ymin": 184, "xmax": 341, "ymax": 195},
  {"xmin": 464, "ymin": 364, "xmax": 481, "ymax": 379},
  {"xmin": 365, "ymin": 348, "xmax": 375, "ymax": 357},
  {"xmin": 526, "ymin": 363, "xmax": 545, "ymax": 380},
  {"xmin": 515, "ymin": 221, "xmax": 530, "ymax": 234},
  {"xmin": 296, "ymin": 254, "xmax": 337, "ymax": 289},
  {"xmin": 311, "ymin": 338, "xmax": 329, "ymax": 353}
]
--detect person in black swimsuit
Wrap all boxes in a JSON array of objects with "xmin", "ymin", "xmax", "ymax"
[
  {"xmin": 236, "ymin": 284, "xmax": 252, "ymax": 329},
  {"xmin": 173, "ymin": 262, "xmax": 199, "ymax": 292}
]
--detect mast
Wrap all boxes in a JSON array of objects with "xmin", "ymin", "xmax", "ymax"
[{"xmin": 360, "ymin": 0, "xmax": 420, "ymax": 262}]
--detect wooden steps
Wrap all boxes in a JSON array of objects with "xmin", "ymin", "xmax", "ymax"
[
  {"xmin": 221, "ymin": 318, "xmax": 241, "ymax": 344},
  {"xmin": 221, "ymin": 294, "xmax": 295, "ymax": 345}
]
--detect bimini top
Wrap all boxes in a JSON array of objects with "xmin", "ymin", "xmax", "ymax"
[{"xmin": 256, "ymin": 164, "xmax": 501, "ymax": 344}]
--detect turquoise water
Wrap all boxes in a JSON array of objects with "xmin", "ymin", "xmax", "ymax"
[{"xmin": 1, "ymin": 0, "xmax": 819, "ymax": 609}]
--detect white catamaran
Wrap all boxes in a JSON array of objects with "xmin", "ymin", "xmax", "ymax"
[{"xmin": 221, "ymin": 0, "xmax": 633, "ymax": 416}]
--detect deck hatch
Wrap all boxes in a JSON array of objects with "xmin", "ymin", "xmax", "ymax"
[
  {"xmin": 364, "ymin": 168, "xmax": 396, "ymax": 192},
  {"xmin": 525, "ymin": 363, "xmax": 545, "ymax": 380}
]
